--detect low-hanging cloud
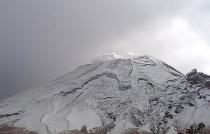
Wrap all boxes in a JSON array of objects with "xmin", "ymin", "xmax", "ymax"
[
  {"xmin": 92, "ymin": 52, "xmax": 142, "ymax": 63},
  {"xmin": 1, "ymin": 0, "xmax": 210, "ymax": 100}
]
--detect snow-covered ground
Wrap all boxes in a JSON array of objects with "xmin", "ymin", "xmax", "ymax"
[{"xmin": 0, "ymin": 55, "xmax": 210, "ymax": 134}]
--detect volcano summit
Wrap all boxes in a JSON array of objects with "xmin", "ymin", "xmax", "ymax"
[{"xmin": 1, "ymin": 56, "xmax": 210, "ymax": 134}]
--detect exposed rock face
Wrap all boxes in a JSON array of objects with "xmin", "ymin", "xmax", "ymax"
[
  {"xmin": 0, "ymin": 56, "xmax": 210, "ymax": 134},
  {"xmin": 186, "ymin": 69, "xmax": 210, "ymax": 88},
  {"xmin": 186, "ymin": 69, "xmax": 210, "ymax": 100}
]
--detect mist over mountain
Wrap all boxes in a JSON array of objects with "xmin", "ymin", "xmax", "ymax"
[{"xmin": 0, "ymin": 56, "xmax": 210, "ymax": 134}]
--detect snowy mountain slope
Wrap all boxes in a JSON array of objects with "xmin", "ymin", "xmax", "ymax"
[{"xmin": 0, "ymin": 55, "xmax": 210, "ymax": 134}]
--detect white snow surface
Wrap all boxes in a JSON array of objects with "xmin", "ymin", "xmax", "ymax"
[{"xmin": 1, "ymin": 55, "xmax": 210, "ymax": 134}]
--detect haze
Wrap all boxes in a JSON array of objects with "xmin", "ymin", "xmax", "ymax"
[{"xmin": 0, "ymin": 0, "xmax": 210, "ymax": 100}]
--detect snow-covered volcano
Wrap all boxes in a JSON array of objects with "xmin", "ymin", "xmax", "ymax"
[{"xmin": 1, "ymin": 56, "xmax": 210, "ymax": 134}]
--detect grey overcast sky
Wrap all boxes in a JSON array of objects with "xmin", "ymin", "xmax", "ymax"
[{"xmin": 0, "ymin": 0, "xmax": 210, "ymax": 100}]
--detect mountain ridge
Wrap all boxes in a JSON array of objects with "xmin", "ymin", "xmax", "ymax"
[{"xmin": 0, "ymin": 55, "xmax": 210, "ymax": 134}]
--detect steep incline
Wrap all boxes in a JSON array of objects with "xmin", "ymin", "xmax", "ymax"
[{"xmin": 0, "ymin": 56, "xmax": 210, "ymax": 134}]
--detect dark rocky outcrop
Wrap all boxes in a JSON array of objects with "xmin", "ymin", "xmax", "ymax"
[{"xmin": 186, "ymin": 69, "xmax": 210, "ymax": 88}]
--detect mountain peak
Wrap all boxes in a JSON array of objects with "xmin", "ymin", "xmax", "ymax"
[{"xmin": 1, "ymin": 56, "xmax": 210, "ymax": 134}]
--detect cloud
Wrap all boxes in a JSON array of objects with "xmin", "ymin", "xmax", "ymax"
[
  {"xmin": 92, "ymin": 52, "xmax": 142, "ymax": 63},
  {"xmin": 154, "ymin": 16, "xmax": 210, "ymax": 74},
  {"xmin": 1, "ymin": 0, "xmax": 210, "ymax": 100},
  {"xmin": 102, "ymin": 15, "xmax": 210, "ymax": 75}
]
